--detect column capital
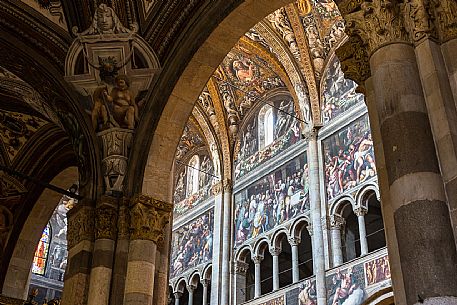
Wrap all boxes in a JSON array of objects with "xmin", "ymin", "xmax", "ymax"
[
  {"xmin": 252, "ymin": 255, "xmax": 263, "ymax": 264},
  {"xmin": 212, "ymin": 181, "xmax": 223, "ymax": 195},
  {"xmin": 173, "ymin": 292, "xmax": 182, "ymax": 299},
  {"xmin": 354, "ymin": 206, "xmax": 368, "ymax": 217},
  {"xmin": 288, "ymin": 236, "xmax": 301, "ymax": 246},
  {"xmin": 307, "ymin": 223, "xmax": 314, "ymax": 236},
  {"xmin": 234, "ymin": 261, "xmax": 249, "ymax": 274},
  {"xmin": 303, "ymin": 126, "xmax": 321, "ymax": 141},
  {"xmin": 95, "ymin": 197, "xmax": 118, "ymax": 240},
  {"xmin": 187, "ymin": 284, "xmax": 196, "ymax": 293},
  {"xmin": 223, "ymin": 179, "xmax": 233, "ymax": 193},
  {"xmin": 428, "ymin": 0, "xmax": 457, "ymax": 42},
  {"xmin": 201, "ymin": 279, "xmax": 211, "ymax": 287},
  {"xmin": 129, "ymin": 194, "xmax": 172, "ymax": 243},
  {"xmin": 329, "ymin": 214, "xmax": 346, "ymax": 230},
  {"xmin": 270, "ymin": 247, "xmax": 281, "ymax": 256},
  {"xmin": 67, "ymin": 205, "xmax": 95, "ymax": 248},
  {"xmin": 403, "ymin": 0, "xmax": 438, "ymax": 44}
]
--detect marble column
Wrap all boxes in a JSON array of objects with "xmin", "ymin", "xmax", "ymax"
[
  {"xmin": 61, "ymin": 204, "xmax": 94, "ymax": 305},
  {"xmin": 202, "ymin": 279, "xmax": 210, "ymax": 305},
  {"xmin": 233, "ymin": 261, "xmax": 249, "ymax": 304},
  {"xmin": 252, "ymin": 255, "xmax": 263, "ymax": 298},
  {"xmin": 220, "ymin": 180, "xmax": 233, "ymax": 305},
  {"xmin": 288, "ymin": 237, "xmax": 300, "ymax": 283},
  {"xmin": 187, "ymin": 285, "xmax": 195, "ymax": 305},
  {"xmin": 306, "ymin": 128, "xmax": 326, "ymax": 305},
  {"xmin": 174, "ymin": 292, "xmax": 182, "ymax": 305},
  {"xmin": 210, "ymin": 183, "xmax": 224, "ymax": 305},
  {"xmin": 329, "ymin": 214, "xmax": 345, "ymax": 267},
  {"xmin": 123, "ymin": 195, "xmax": 172, "ymax": 305},
  {"xmin": 87, "ymin": 199, "xmax": 118, "ymax": 305},
  {"xmin": 270, "ymin": 247, "xmax": 281, "ymax": 291},
  {"xmin": 354, "ymin": 207, "xmax": 368, "ymax": 256}
]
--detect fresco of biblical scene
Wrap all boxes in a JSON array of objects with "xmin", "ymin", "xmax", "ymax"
[
  {"xmin": 286, "ymin": 278, "xmax": 317, "ymax": 305},
  {"xmin": 234, "ymin": 155, "xmax": 309, "ymax": 246},
  {"xmin": 326, "ymin": 264, "xmax": 365, "ymax": 305},
  {"xmin": 259, "ymin": 295, "xmax": 285, "ymax": 305},
  {"xmin": 170, "ymin": 210, "xmax": 214, "ymax": 278},
  {"xmin": 234, "ymin": 96, "xmax": 302, "ymax": 179},
  {"xmin": 173, "ymin": 153, "xmax": 214, "ymax": 217},
  {"xmin": 321, "ymin": 58, "xmax": 364, "ymax": 123},
  {"xmin": 364, "ymin": 255, "xmax": 391, "ymax": 287},
  {"xmin": 323, "ymin": 114, "xmax": 376, "ymax": 200}
]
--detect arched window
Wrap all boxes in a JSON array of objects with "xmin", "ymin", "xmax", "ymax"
[
  {"xmin": 264, "ymin": 107, "xmax": 274, "ymax": 147},
  {"xmin": 32, "ymin": 224, "xmax": 51, "ymax": 275},
  {"xmin": 187, "ymin": 155, "xmax": 200, "ymax": 196}
]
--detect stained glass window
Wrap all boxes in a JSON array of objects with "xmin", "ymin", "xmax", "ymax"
[{"xmin": 32, "ymin": 224, "xmax": 51, "ymax": 275}]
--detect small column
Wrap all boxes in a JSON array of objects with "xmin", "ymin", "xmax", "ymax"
[
  {"xmin": 87, "ymin": 199, "xmax": 118, "ymax": 305},
  {"xmin": 252, "ymin": 255, "xmax": 263, "ymax": 298},
  {"xmin": 233, "ymin": 261, "xmax": 249, "ymax": 304},
  {"xmin": 288, "ymin": 237, "xmax": 300, "ymax": 283},
  {"xmin": 270, "ymin": 247, "xmax": 281, "ymax": 291},
  {"xmin": 210, "ymin": 183, "xmax": 224, "ymax": 305},
  {"xmin": 202, "ymin": 279, "xmax": 210, "ymax": 305},
  {"xmin": 221, "ymin": 180, "xmax": 233, "ymax": 305},
  {"xmin": 329, "ymin": 215, "xmax": 345, "ymax": 267},
  {"xmin": 354, "ymin": 207, "xmax": 368, "ymax": 256},
  {"xmin": 123, "ymin": 195, "xmax": 172, "ymax": 305},
  {"xmin": 174, "ymin": 292, "xmax": 182, "ymax": 305},
  {"xmin": 306, "ymin": 128, "xmax": 327, "ymax": 305},
  {"xmin": 187, "ymin": 285, "xmax": 196, "ymax": 305}
]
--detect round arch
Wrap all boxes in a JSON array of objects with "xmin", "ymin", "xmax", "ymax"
[{"xmin": 2, "ymin": 166, "xmax": 78, "ymax": 299}]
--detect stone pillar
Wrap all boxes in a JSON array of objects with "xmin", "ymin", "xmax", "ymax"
[
  {"xmin": 210, "ymin": 183, "xmax": 224, "ymax": 305},
  {"xmin": 87, "ymin": 198, "xmax": 118, "ymax": 305},
  {"xmin": 233, "ymin": 261, "xmax": 249, "ymax": 304},
  {"xmin": 288, "ymin": 237, "xmax": 300, "ymax": 283},
  {"xmin": 329, "ymin": 214, "xmax": 345, "ymax": 266},
  {"xmin": 110, "ymin": 199, "xmax": 130, "ymax": 305},
  {"xmin": 153, "ymin": 223, "xmax": 172, "ymax": 305},
  {"xmin": 202, "ymin": 279, "xmax": 210, "ymax": 305},
  {"xmin": 306, "ymin": 128, "xmax": 326, "ymax": 305},
  {"xmin": 270, "ymin": 247, "xmax": 280, "ymax": 291},
  {"xmin": 339, "ymin": 3, "xmax": 457, "ymax": 303},
  {"xmin": 252, "ymin": 255, "xmax": 263, "ymax": 298},
  {"xmin": 123, "ymin": 195, "xmax": 172, "ymax": 305},
  {"xmin": 187, "ymin": 285, "xmax": 195, "ymax": 305},
  {"xmin": 174, "ymin": 292, "xmax": 182, "ymax": 305},
  {"xmin": 220, "ymin": 180, "xmax": 233, "ymax": 305},
  {"xmin": 354, "ymin": 207, "xmax": 368, "ymax": 256},
  {"xmin": 62, "ymin": 204, "xmax": 94, "ymax": 305}
]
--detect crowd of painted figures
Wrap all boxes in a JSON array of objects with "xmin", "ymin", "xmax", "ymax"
[
  {"xmin": 323, "ymin": 115, "xmax": 376, "ymax": 199},
  {"xmin": 170, "ymin": 211, "xmax": 214, "ymax": 278},
  {"xmin": 234, "ymin": 158, "xmax": 309, "ymax": 246}
]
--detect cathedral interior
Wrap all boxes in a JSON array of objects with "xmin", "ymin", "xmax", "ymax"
[{"xmin": 0, "ymin": 1, "xmax": 457, "ymax": 305}]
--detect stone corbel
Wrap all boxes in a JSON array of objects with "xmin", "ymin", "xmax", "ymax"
[{"xmin": 129, "ymin": 194, "xmax": 173, "ymax": 243}]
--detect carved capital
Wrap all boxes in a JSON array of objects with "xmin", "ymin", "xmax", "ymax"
[
  {"xmin": 223, "ymin": 179, "xmax": 233, "ymax": 193},
  {"xmin": 344, "ymin": 0, "xmax": 409, "ymax": 54},
  {"xmin": 129, "ymin": 194, "xmax": 173, "ymax": 243},
  {"xmin": 201, "ymin": 278, "xmax": 211, "ymax": 287},
  {"xmin": 303, "ymin": 127, "xmax": 320, "ymax": 141},
  {"xmin": 117, "ymin": 199, "xmax": 130, "ymax": 238},
  {"xmin": 306, "ymin": 223, "xmax": 314, "ymax": 236},
  {"xmin": 429, "ymin": 0, "xmax": 457, "ymax": 42},
  {"xmin": 354, "ymin": 206, "xmax": 368, "ymax": 217},
  {"xmin": 212, "ymin": 181, "xmax": 223, "ymax": 195},
  {"xmin": 330, "ymin": 214, "xmax": 346, "ymax": 229},
  {"xmin": 95, "ymin": 199, "xmax": 118, "ymax": 240},
  {"xmin": 67, "ymin": 206, "xmax": 94, "ymax": 248},
  {"xmin": 270, "ymin": 247, "xmax": 281, "ymax": 256},
  {"xmin": 234, "ymin": 261, "xmax": 249, "ymax": 274},
  {"xmin": 252, "ymin": 255, "xmax": 264, "ymax": 264},
  {"xmin": 187, "ymin": 285, "xmax": 196, "ymax": 293},
  {"xmin": 402, "ymin": 0, "xmax": 437, "ymax": 43},
  {"xmin": 288, "ymin": 236, "xmax": 301, "ymax": 246},
  {"xmin": 173, "ymin": 292, "xmax": 182, "ymax": 299}
]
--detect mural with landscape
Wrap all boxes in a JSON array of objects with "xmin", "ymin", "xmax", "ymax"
[
  {"xmin": 323, "ymin": 114, "xmax": 376, "ymax": 200},
  {"xmin": 234, "ymin": 155, "xmax": 309, "ymax": 246},
  {"xmin": 170, "ymin": 210, "xmax": 214, "ymax": 278}
]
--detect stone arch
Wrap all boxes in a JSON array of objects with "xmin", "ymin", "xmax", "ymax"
[
  {"xmin": 235, "ymin": 245, "xmax": 253, "ymax": 262},
  {"xmin": 138, "ymin": 0, "xmax": 296, "ymax": 201},
  {"xmin": 173, "ymin": 278, "xmax": 187, "ymax": 293},
  {"xmin": 271, "ymin": 228, "xmax": 289, "ymax": 249},
  {"xmin": 253, "ymin": 237, "xmax": 270, "ymax": 257},
  {"xmin": 362, "ymin": 287, "xmax": 394, "ymax": 305},
  {"xmin": 188, "ymin": 270, "xmax": 201, "ymax": 287},
  {"xmin": 202, "ymin": 264, "xmax": 212, "ymax": 281},
  {"xmin": 356, "ymin": 183, "xmax": 380, "ymax": 208},
  {"xmin": 2, "ymin": 166, "xmax": 78, "ymax": 299},
  {"xmin": 329, "ymin": 195, "xmax": 356, "ymax": 216},
  {"xmin": 289, "ymin": 215, "xmax": 311, "ymax": 239}
]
